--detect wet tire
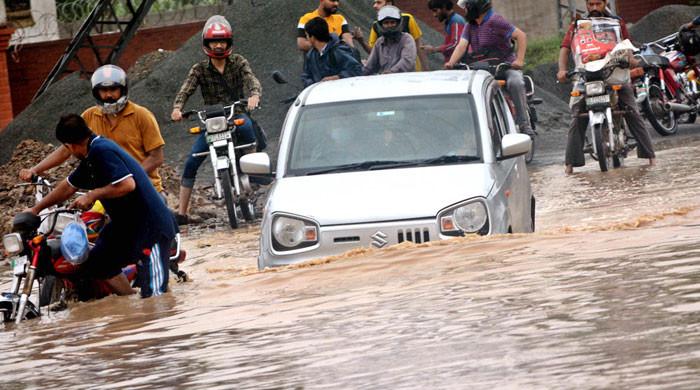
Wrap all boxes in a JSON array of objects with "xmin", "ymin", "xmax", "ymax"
[
  {"xmin": 39, "ymin": 275, "xmax": 64, "ymax": 307},
  {"xmin": 643, "ymin": 84, "xmax": 678, "ymax": 136},
  {"xmin": 525, "ymin": 134, "xmax": 535, "ymax": 164},
  {"xmin": 593, "ymin": 123, "xmax": 610, "ymax": 172},
  {"xmin": 219, "ymin": 168, "xmax": 239, "ymax": 229},
  {"xmin": 240, "ymin": 199, "xmax": 255, "ymax": 222}
]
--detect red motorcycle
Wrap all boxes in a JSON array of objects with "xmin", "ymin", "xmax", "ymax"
[
  {"xmin": 1, "ymin": 177, "xmax": 187, "ymax": 323},
  {"xmin": 635, "ymin": 31, "xmax": 700, "ymax": 136}
]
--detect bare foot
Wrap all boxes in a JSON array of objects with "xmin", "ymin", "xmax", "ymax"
[
  {"xmin": 564, "ymin": 165, "xmax": 573, "ymax": 174},
  {"xmin": 648, "ymin": 158, "xmax": 656, "ymax": 166}
]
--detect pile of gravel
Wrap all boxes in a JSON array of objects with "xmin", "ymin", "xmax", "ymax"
[
  {"xmin": 629, "ymin": 5, "xmax": 700, "ymax": 44},
  {"xmin": 0, "ymin": 0, "xmax": 445, "ymax": 168}
]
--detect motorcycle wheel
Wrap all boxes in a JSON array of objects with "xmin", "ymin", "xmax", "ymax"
[
  {"xmin": 219, "ymin": 168, "xmax": 239, "ymax": 229},
  {"xmin": 240, "ymin": 199, "xmax": 255, "ymax": 222},
  {"xmin": 592, "ymin": 123, "xmax": 611, "ymax": 172},
  {"xmin": 39, "ymin": 275, "xmax": 65, "ymax": 307},
  {"xmin": 643, "ymin": 84, "xmax": 678, "ymax": 136}
]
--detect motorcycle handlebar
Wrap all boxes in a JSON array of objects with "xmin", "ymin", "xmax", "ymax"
[{"xmin": 182, "ymin": 100, "xmax": 251, "ymax": 122}]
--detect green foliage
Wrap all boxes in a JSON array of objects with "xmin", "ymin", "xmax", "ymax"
[{"xmin": 525, "ymin": 34, "xmax": 563, "ymax": 72}]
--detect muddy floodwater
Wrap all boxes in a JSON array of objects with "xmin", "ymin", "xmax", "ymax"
[{"xmin": 2, "ymin": 142, "xmax": 700, "ymax": 389}]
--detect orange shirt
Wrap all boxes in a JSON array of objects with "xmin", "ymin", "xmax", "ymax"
[
  {"xmin": 297, "ymin": 10, "xmax": 350, "ymax": 37},
  {"xmin": 81, "ymin": 102, "xmax": 165, "ymax": 192}
]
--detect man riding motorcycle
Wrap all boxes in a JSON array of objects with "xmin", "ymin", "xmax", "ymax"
[
  {"xmin": 27, "ymin": 114, "xmax": 176, "ymax": 298},
  {"xmin": 556, "ymin": 0, "xmax": 655, "ymax": 174},
  {"xmin": 445, "ymin": 0, "xmax": 534, "ymax": 136},
  {"xmin": 171, "ymin": 15, "xmax": 263, "ymax": 225}
]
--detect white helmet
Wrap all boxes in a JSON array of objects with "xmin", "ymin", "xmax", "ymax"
[
  {"xmin": 91, "ymin": 64, "xmax": 128, "ymax": 115},
  {"xmin": 377, "ymin": 5, "xmax": 401, "ymax": 23}
]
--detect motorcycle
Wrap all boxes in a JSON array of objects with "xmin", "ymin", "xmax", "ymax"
[
  {"xmin": 634, "ymin": 32, "xmax": 699, "ymax": 136},
  {"xmin": 183, "ymin": 101, "xmax": 258, "ymax": 229},
  {"xmin": 568, "ymin": 40, "xmax": 637, "ymax": 172},
  {"xmin": 453, "ymin": 60, "xmax": 541, "ymax": 163},
  {"xmin": 1, "ymin": 177, "xmax": 187, "ymax": 323}
]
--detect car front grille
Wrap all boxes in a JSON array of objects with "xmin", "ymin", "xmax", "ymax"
[{"xmin": 397, "ymin": 227, "xmax": 430, "ymax": 244}]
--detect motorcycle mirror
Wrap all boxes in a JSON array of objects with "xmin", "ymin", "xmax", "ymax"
[{"xmin": 272, "ymin": 71, "xmax": 288, "ymax": 85}]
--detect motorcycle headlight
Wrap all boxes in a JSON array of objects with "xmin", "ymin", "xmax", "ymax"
[
  {"xmin": 3, "ymin": 233, "xmax": 23, "ymax": 256},
  {"xmin": 439, "ymin": 200, "xmax": 489, "ymax": 236},
  {"xmin": 54, "ymin": 213, "xmax": 79, "ymax": 234},
  {"xmin": 205, "ymin": 117, "xmax": 228, "ymax": 133},
  {"xmin": 585, "ymin": 81, "xmax": 606, "ymax": 96},
  {"xmin": 271, "ymin": 215, "xmax": 319, "ymax": 251}
]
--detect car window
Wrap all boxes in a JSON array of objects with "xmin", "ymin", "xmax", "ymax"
[
  {"xmin": 488, "ymin": 90, "xmax": 508, "ymax": 158},
  {"xmin": 286, "ymin": 95, "xmax": 481, "ymax": 176}
]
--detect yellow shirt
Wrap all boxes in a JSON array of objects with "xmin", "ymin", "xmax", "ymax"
[
  {"xmin": 81, "ymin": 102, "xmax": 165, "ymax": 192},
  {"xmin": 368, "ymin": 13, "xmax": 424, "ymax": 71},
  {"xmin": 297, "ymin": 10, "xmax": 349, "ymax": 37}
]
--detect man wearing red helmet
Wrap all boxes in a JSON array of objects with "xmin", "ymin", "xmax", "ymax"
[{"xmin": 171, "ymin": 15, "xmax": 263, "ymax": 225}]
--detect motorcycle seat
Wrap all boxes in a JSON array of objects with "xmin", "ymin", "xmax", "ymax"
[{"xmin": 641, "ymin": 54, "xmax": 670, "ymax": 69}]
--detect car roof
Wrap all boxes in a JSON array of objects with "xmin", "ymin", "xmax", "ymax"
[{"xmin": 300, "ymin": 70, "xmax": 486, "ymax": 106}]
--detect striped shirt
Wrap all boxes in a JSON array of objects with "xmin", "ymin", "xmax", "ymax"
[
  {"xmin": 438, "ymin": 12, "xmax": 467, "ymax": 61},
  {"xmin": 461, "ymin": 10, "xmax": 516, "ymax": 63}
]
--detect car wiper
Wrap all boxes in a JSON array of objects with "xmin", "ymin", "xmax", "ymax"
[
  {"xmin": 305, "ymin": 160, "xmax": 406, "ymax": 175},
  {"xmin": 414, "ymin": 155, "xmax": 481, "ymax": 165}
]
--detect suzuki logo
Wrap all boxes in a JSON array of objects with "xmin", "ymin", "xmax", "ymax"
[{"xmin": 370, "ymin": 231, "xmax": 388, "ymax": 248}]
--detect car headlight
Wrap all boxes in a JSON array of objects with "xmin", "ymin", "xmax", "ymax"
[
  {"xmin": 585, "ymin": 81, "xmax": 606, "ymax": 96},
  {"xmin": 271, "ymin": 215, "xmax": 319, "ymax": 251},
  {"xmin": 205, "ymin": 117, "xmax": 228, "ymax": 133},
  {"xmin": 3, "ymin": 233, "xmax": 23, "ymax": 256},
  {"xmin": 439, "ymin": 200, "xmax": 489, "ymax": 236}
]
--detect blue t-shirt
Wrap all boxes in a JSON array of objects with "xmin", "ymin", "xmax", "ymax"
[{"xmin": 68, "ymin": 136, "xmax": 176, "ymax": 244}]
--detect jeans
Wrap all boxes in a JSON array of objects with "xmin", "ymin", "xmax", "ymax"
[
  {"xmin": 181, "ymin": 113, "xmax": 256, "ymax": 188},
  {"xmin": 504, "ymin": 69, "xmax": 530, "ymax": 128},
  {"xmin": 565, "ymin": 84, "xmax": 655, "ymax": 167}
]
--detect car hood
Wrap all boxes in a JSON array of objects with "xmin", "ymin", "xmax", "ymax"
[{"xmin": 269, "ymin": 164, "xmax": 495, "ymax": 225}]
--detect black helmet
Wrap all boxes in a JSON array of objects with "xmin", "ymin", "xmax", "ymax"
[
  {"xmin": 459, "ymin": 0, "xmax": 492, "ymax": 23},
  {"xmin": 679, "ymin": 27, "xmax": 700, "ymax": 57}
]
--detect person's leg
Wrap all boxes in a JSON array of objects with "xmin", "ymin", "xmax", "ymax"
[
  {"xmin": 178, "ymin": 133, "xmax": 208, "ymax": 218},
  {"xmin": 565, "ymin": 99, "xmax": 588, "ymax": 173},
  {"xmin": 619, "ymin": 85, "xmax": 656, "ymax": 163},
  {"xmin": 137, "ymin": 236, "xmax": 172, "ymax": 298},
  {"xmin": 505, "ymin": 69, "xmax": 533, "ymax": 134},
  {"xmin": 234, "ymin": 114, "xmax": 256, "ymax": 145},
  {"xmin": 106, "ymin": 273, "xmax": 136, "ymax": 295},
  {"xmin": 83, "ymin": 226, "xmax": 136, "ymax": 296}
]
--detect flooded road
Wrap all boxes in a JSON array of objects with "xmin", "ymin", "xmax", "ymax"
[{"xmin": 2, "ymin": 142, "xmax": 700, "ymax": 389}]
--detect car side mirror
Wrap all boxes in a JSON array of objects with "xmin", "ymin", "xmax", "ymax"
[
  {"xmin": 240, "ymin": 152, "xmax": 272, "ymax": 176},
  {"xmin": 500, "ymin": 133, "xmax": 531, "ymax": 159}
]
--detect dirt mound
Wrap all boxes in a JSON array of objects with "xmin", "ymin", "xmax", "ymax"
[
  {"xmin": 127, "ymin": 49, "xmax": 175, "ymax": 84},
  {"xmin": 1, "ymin": 0, "xmax": 445, "ymax": 168},
  {"xmin": 629, "ymin": 5, "xmax": 700, "ymax": 44}
]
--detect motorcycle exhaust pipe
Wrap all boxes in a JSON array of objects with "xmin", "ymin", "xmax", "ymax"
[{"xmin": 664, "ymin": 102, "xmax": 693, "ymax": 113}]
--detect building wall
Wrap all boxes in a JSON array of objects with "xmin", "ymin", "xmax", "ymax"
[
  {"xmin": 5, "ymin": 21, "xmax": 203, "ymax": 117},
  {"xmin": 9, "ymin": 0, "xmax": 60, "ymax": 45},
  {"xmin": 616, "ymin": 0, "xmax": 689, "ymax": 23}
]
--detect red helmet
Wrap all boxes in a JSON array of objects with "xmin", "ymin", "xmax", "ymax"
[{"xmin": 202, "ymin": 15, "xmax": 233, "ymax": 59}]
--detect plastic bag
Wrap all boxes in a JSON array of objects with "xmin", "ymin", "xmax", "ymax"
[{"xmin": 60, "ymin": 222, "xmax": 89, "ymax": 265}]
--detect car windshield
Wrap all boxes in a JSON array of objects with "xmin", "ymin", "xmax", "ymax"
[{"xmin": 286, "ymin": 95, "xmax": 480, "ymax": 176}]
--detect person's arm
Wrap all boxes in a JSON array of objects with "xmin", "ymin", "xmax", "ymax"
[
  {"xmin": 390, "ymin": 35, "xmax": 417, "ymax": 74},
  {"xmin": 439, "ymin": 21, "xmax": 463, "ymax": 57},
  {"xmin": 19, "ymin": 145, "xmax": 71, "ymax": 181},
  {"xmin": 141, "ymin": 146, "xmax": 164, "ymax": 174},
  {"xmin": 511, "ymin": 28, "xmax": 527, "ymax": 69},
  {"xmin": 557, "ymin": 47, "xmax": 571, "ymax": 83},
  {"xmin": 171, "ymin": 64, "xmax": 200, "ymax": 121},
  {"xmin": 415, "ymin": 37, "xmax": 430, "ymax": 71},
  {"xmin": 446, "ymin": 38, "xmax": 469, "ymax": 68},
  {"xmin": 28, "ymin": 179, "xmax": 77, "ymax": 215},
  {"xmin": 237, "ymin": 55, "xmax": 263, "ymax": 110},
  {"xmin": 336, "ymin": 48, "xmax": 364, "ymax": 79},
  {"xmin": 353, "ymin": 26, "xmax": 372, "ymax": 54},
  {"xmin": 363, "ymin": 44, "xmax": 380, "ymax": 75},
  {"xmin": 341, "ymin": 32, "xmax": 355, "ymax": 47},
  {"xmin": 301, "ymin": 53, "xmax": 315, "ymax": 87},
  {"xmin": 71, "ymin": 177, "xmax": 136, "ymax": 210}
]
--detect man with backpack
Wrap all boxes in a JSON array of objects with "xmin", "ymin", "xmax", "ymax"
[
  {"xmin": 353, "ymin": 0, "xmax": 429, "ymax": 71},
  {"xmin": 301, "ymin": 17, "xmax": 363, "ymax": 87}
]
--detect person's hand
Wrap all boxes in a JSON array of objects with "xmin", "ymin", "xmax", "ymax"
[
  {"xmin": 247, "ymin": 95, "xmax": 260, "ymax": 111},
  {"xmin": 444, "ymin": 61, "xmax": 455, "ymax": 69},
  {"xmin": 512, "ymin": 59, "xmax": 525, "ymax": 70},
  {"xmin": 71, "ymin": 192, "xmax": 94, "ymax": 211},
  {"xmin": 23, "ymin": 207, "xmax": 37, "ymax": 215},
  {"xmin": 171, "ymin": 108, "xmax": 182, "ymax": 122},
  {"xmin": 421, "ymin": 44, "xmax": 435, "ymax": 54},
  {"xmin": 352, "ymin": 27, "xmax": 365, "ymax": 41},
  {"xmin": 19, "ymin": 168, "xmax": 35, "ymax": 182},
  {"xmin": 321, "ymin": 75, "xmax": 340, "ymax": 82},
  {"xmin": 557, "ymin": 70, "xmax": 568, "ymax": 83}
]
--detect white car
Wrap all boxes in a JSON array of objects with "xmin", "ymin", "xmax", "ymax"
[{"xmin": 241, "ymin": 71, "xmax": 535, "ymax": 270}]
